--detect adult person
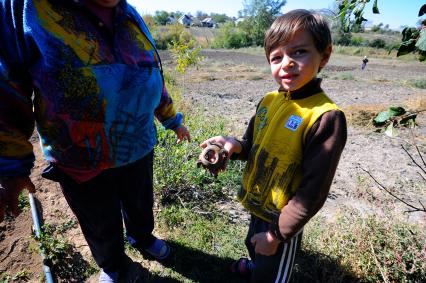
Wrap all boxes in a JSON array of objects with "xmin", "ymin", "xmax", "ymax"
[{"xmin": 0, "ymin": 0, "xmax": 190, "ymax": 281}]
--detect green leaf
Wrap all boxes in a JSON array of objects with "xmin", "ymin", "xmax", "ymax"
[
  {"xmin": 399, "ymin": 114, "xmax": 417, "ymax": 126},
  {"xmin": 401, "ymin": 27, "xmax": 418, "ymax": 41},
  {"xmin": 415, "ymin": 30, "xmax": 426, "ymax": 52},
  {"xmin": 372, "ymin": 0, "xmax": 379, "ymax": 14},
  {"xmin": 397, "ymin": 39, "xmax": 417, "ymax": 57},
  {"xmin": 419, "ymin": 4, "xmax": 426, "ymax": 16},
  {"xmin": 373, "ymin": 107, "xmax": 406, "ymax": 126},
  {"xmin": 373, "ymin": 110, "xmax": 391, "ymax": 125},
  {"xmin": 388, "ymin": 106, "xmax": 406, "ymax": 116},
  {"xmin": 384, "ymin": 123, "xmax": 398, "ymax": 137}
]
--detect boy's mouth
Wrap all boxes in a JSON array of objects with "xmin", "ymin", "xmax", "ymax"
[{"xmin": 281, "ymin": 74, "xmax": 297, "ymax": 81}]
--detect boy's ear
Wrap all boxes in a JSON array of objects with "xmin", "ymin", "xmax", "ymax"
[{"xmin": 320, "ymin": 45, "xmax": 332, "ymax": 68}]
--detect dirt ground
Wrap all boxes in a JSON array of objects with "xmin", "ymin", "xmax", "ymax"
[{"xmin": 1, "ymin": 49, "xmax": 425, "ymax": 281}]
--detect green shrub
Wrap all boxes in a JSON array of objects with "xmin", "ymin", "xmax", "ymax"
[
  {"xmin": 152, "ymin": 24, "xmax": 194, "ymax": 50},
  {"xmin": 369, "ymin": 38, "xmax": 386, "ymax": 49},
  {"xmin": 333, "ymin": 32, "xmax": 352, "ymax": 46},
  {"xmin": 335, "ymin": 73, "xmax": 355, "ymax": 80},
  {"xmin": 154, "ymin": 114, "xmax": 243, "ymax": 204},
  {"xmin": 350, "ymin": 36, "xmax": 364, "ymax": 46},
  {"xmin": 211, "ymin": 23, "xmax": 251, "ymax": 49},
  {"xmin": 408, "ymin": 79, "xmax": 426, "ymax": 89}
]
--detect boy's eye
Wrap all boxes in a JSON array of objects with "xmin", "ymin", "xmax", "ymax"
[
  {"xmin": 270, "ymin": 55, "xmax": 282, "ymax": 62},
  {"xmin": 293, "ymin": 49, "xmax": 307, "ymax": 56}
]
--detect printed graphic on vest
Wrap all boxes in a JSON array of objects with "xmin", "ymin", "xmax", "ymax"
[
  {"xmin": 285, "ymin": 115, "xmax": 303, "ymax": 131},
  {"xmin": 256, "ymin": 106, "xmax": 268, "ymax": 131}
]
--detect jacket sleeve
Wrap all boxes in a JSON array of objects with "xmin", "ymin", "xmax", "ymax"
[
  {"xmin": 274, "ymin": 110, "xmax": 347, "ymax": 241},
  {"xmin": 153, "ymin": 83, "xmax": 183, "ymax": 130},
  {"xmin": 128, "ymin": 4, "xmax": 183, "ymax": 131},
  {"xmin": 0, "ymin": 1, "xmax": 35, "ymax": 177}
]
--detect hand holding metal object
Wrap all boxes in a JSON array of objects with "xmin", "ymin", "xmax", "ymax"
[{"xmin": 196, "ymin": 142, "xmax": 228, "ymax": 177}]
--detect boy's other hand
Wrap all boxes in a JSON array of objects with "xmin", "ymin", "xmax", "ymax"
[
  {"xmin": 173, "ymin": 125, "xmax": 191, "ymax": 144},
  {"xmin": 0, "ymin": 176, "xmax": 35, "ymax": 222},
  {"xmin": 250, "ymin": 231, "xmax": 281, "ymax": 256}
]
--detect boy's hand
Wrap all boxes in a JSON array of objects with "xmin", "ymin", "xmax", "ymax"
[
  {"xmin": 250, "ymin": 231, "xmax": 281, "ymax": 256},
  {"xmin": 0, "ymin": 176, "xmax": 35, "ymax": 222},
  {"xmin": 198, "ymin": 136, "xmax": 242, "ymax": 176},
  {"xmin": 200, "ymin": 136, "xmax": 242, "ymax": 158},
  {"xmin": 173, "ymin": 125, "xmax": 191, "ymax": 144}
]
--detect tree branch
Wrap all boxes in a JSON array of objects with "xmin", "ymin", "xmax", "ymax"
[
  {"xmin": 359, "ymin": 167, "xmax": 426, "ymax": 213},
  {"xmin": 401, "ymin": 145, "xmax": 426, "ymax": 175}
]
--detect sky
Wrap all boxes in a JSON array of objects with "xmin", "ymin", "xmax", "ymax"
[{"xmin": 127, "ymin": 0, "xmax": 425, "ymax": 30}]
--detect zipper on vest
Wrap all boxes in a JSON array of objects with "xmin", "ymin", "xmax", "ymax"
[{"xmin": 281, "ymin": 91, "xmax": 291, "ymax": 100}]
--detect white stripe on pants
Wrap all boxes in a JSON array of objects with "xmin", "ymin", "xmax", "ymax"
[{"xmin": 274, "ymin": 230, "xmax": 302, "ymax": 283}]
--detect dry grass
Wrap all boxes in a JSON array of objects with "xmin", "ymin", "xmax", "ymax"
[
  {"xmin": 343, "ymin": 104, "xmax": 385, "ymax": 128},
  {"xmin": 344, "ymin": 96, "xmax": 426, "ymax": 129},
  {"xmin": 186, "ymin": 64, "xmax": 268, "ymax": 83}
]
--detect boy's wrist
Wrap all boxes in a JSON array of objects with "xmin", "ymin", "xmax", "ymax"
[
  {"xmin": 233, "ymin": 139, "xmax": 243, "ymax": 154},
  {"xmin": 268, "ymin": 219, "xmax": 286, "ymax": 242}
]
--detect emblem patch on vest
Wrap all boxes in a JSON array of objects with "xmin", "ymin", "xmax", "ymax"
[{"xmin": 285, "ymin": 115, "xmax": 303, "ymax": 131}]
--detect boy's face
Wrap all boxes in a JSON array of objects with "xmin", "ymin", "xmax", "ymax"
[{"xmin": 269, "ymin": 29, "xmax": 331, "ymax": 92}]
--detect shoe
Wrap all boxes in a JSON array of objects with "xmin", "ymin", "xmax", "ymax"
[
  {"xmin": 144, "ymin": 238, "xmax": 170, "ymax": 260},
  {"xmin": 230, "ymin": 257, "xmax": 254, "ymax": 279},
  {"xmin": 99, "ymin": 270, "xmax": 119, "ymax": 283},
  {"xmin": 98, "ymin": 255, "xmax": 146, "ymax": 283}
]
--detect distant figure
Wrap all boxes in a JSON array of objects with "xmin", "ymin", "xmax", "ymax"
[{"xmin": 361, "ymin": 55, "xmax": 369, "ymax": 70}]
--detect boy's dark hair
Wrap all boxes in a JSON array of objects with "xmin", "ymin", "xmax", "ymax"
[{"xmin": 264, "ymin": 9, "xmax": 332, "ymax": 62}]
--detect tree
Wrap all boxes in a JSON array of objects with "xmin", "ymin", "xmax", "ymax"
[
  {"xmin": 337, "ymin": 1, "xmax": 426, "ymax": 61},
  {"xmin": 196, "ymin": 11, "xmax": 208, "ymax": 20},
  {"xmin": 210, "ymin": 13, "xmax": 230, "ymax": 24},
  {"xmin": 154, "ymin": 10, "xmax": 170, "ymax": 26},
  {"xmin": 240, "ymin": 0, "xmax": 286, "ymax": 46}
]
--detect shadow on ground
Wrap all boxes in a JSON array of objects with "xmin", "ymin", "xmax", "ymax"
[
  {"xmin": 144, "ymin": 241, "xmax": 361, "ymax": 283},
  {"xmin": 292, "ymin": 249, "xmax": 360, "ymax": 283},
  {"xmin": 145, "ymin": 240, "xmax": 245, "ymax": 283}
]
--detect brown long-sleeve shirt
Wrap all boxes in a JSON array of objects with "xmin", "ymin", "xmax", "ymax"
[{"xmin": 233, "ymin": 79, "xmax": 347, "ymax": 241}]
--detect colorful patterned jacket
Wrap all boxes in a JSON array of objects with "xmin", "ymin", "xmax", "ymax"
[{"xmin": 0, "ymin": 0, "xmax": 182, "ymax": 178}]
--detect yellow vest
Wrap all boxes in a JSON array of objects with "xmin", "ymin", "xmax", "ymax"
[{"xmin": 238, "ymin": 90, "xmax": 339, "ymax": 222}]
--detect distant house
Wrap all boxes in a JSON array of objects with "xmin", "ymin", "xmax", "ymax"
[
  {"xmin": 166, "ymin": 16, "xmax": 176, "ymax": 25},
  {"xmin": 178, "ymin": 14, "xmax": 192, "ymax": 27},
  {"xmin": 201, "ymin": 17, "xmax": 215, "ymax": 28},
  {"xmin": 191, "ymin": 17, "xmax": 202, "ymax": 27}
]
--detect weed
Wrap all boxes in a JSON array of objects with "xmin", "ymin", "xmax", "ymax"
[
  {"xmin": 11, "ymin": 269, "xmax": 31, "ymax": 281},
  {"xmin": 301, "ymin": 211, "xmax": 426, "ymax": 282},
  {"xmin": 335, "ymin": 72, "xmax": 355, "ymax": 81},
  {"xmin": 154, "ymin": 117, "xmax": 243, "ymax": 209},
  {"xmin": 56, "ymin": 219, "xmax": 77, "ymax": 233},
  {"xmin": 18, "ymin": 192, "xmax": 29, "ymax": 211},
  {"xmin": 248, "ymin": 75, "xmax": 263, "ymax": 80},
  {"xmin": 407, "ymin": 79, "xmax": 426, "ymax": 89},
  {"xmin": 0, "ymin": 274, "xmax": 9, "ymax": 283},
  {"xmin": 30, "ymin": 222, "xmax": 96, "ymax": 282},
  {"xmin": 149, "ymin": 205, "xmax": 247, "ymax": 282},
  {"xmin": 0, "ymin": 269, "xmax": 32, "ymax": 283}
]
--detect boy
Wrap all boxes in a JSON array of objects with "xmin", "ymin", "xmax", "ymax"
[{"xmin": 200, "ymin": 9, "xmax": 347, "ymax": 283}]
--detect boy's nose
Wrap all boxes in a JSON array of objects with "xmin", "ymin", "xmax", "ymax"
[{"xmin": 281, "ymin": 56, "xmax": 295, "ymax": 70}]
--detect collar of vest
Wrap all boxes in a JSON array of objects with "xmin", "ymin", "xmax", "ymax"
[{"xmin": 278, "ymin": 78, "xmax": 323, "ymax": 100}]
